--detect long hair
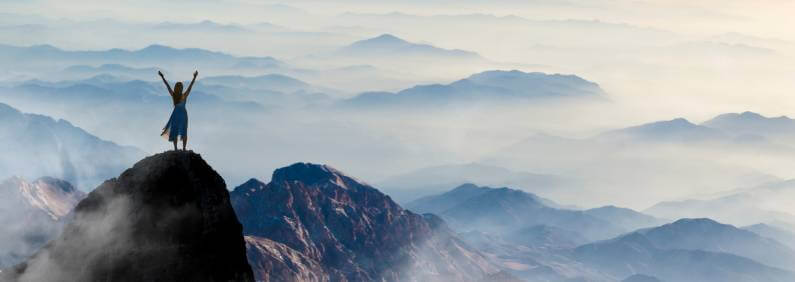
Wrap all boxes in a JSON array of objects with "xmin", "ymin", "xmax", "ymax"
[
  {"xmin": 172, "ymin": 82, "xmax": 184, "ymax": 104},
  {"xmin": 173, "ymin": 82, "xmax": 184, "ymax": 96}
]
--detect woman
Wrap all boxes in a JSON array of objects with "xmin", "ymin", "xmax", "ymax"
[{"xmin": 159, "ymin": 70, "xmax": 198, "ymax": 150}]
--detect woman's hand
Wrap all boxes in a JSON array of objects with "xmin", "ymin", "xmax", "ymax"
[
  {"xmin": 193, "ymin": 70, "xmax": 198, "ymax": 78},
  {"xmin": 158, "ymin": 70, "xmax": 164, "ymax": 77}
]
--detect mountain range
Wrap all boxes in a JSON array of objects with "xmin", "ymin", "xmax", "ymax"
[
  {"xmin": 583, "ymin": 206, "xmax": 668, "ymax": 232},
  {"xmin": 482, "ymin": 112, "xmax": 794, "ymax": 208},
  {"xmin": 377, "ymin": 163, "xmax": 572, "ymax": 204},
  {"xmin": 153, "ymin": 20, "xmax": 249, "ymax": 33},
  {"xmin": 200, "ymin": 74, "xmax": 311, "ymax": 93},
  {"xmin": 335, "ymin": 34, "xmax": 483, "ymax": 60},
  {"xmin": 645, "ymin": 178, "xmax": 795, "ymax": 227},
  {"xmin": 0, "ymin": 102, "xmax": 144, "ymax": 190},
  {"xmin": 702, "ymin": 111, "xmax": 795, "ymax": 141},
  {"xmin": 743, "ymin": 223, "xmax": 795, "ymax": 249},
  {"xmin": 574, "ymin": 219, "xmax": 795, "ymax": 281},
  {"xmin": 343, "ymin": 70, "xmax": 606, "ymax": 108},
  {"xmin": 598, "ymin": 118, "xmax": 728, "ymax": 143},
  {"xmin": 61, "ymin": 64, "xmax": 160, "ymax": 81},
  {"xmin": 406, "ymin": 184, "xmax": 795, "ymax": 281},
  {"xmin": 634, "ymin": 218, "xmax": 795, "ymax": 271},
  {"xmin": 406, "ymin": 184, "xmax": 626, "ymax": 241},
  {"xmin": 0, "ymin": 43, "xmax": 283, "ymax": 72}
]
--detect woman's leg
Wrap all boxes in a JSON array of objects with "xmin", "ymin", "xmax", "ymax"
[
  {"xmin": 182, "ymin": 137, "xmax": 187, "ymax": 151},
  {"xmin": 172, "ymin": 140, "xmax": 178, "ymax": 151}
]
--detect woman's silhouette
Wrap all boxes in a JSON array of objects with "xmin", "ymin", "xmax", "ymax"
[{"xmin": 159, "ymin": 70, "xmax": 197, "ymax": 150}]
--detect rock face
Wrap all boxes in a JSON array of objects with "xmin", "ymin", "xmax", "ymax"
[
  {"xmin": 244, "ymin": 236, "xmax": 332, "ymax": 282},
  {"xmin": 3, "ymin": 151, "xmax": 254, "ymax": 282},
  {"xmin": 231, "ymin": 163, "xmax": 498, "ymax": 282},
  {"xmin": 0, "ymin": 177, "xmax": 84, "ymax": 268}
]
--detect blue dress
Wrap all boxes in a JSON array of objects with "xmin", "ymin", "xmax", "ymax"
[{"xmin": 161, "ymin": 101, "xmax": 188, "ymax": 142}]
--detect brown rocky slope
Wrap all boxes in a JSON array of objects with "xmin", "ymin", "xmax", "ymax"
[{"xmin": 231, "ymin": 162, "xmax": 501, "ymax": 282}]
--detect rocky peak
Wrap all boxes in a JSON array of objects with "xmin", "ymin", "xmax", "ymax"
[
  {"xmin": 3, "ymin": 151, "xmax": 254, "ymax": 282},
  {"xmin": 271, "ymin": 162, "xmax": 366, "ymax": 190},
  {"xmin": 231, "ymin": 163, "xmax": 498, "ymax": 281}
]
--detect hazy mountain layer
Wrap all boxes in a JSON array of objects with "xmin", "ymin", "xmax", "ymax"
[
  {"xmin": 0, "ymin": 102, "xmax": 144, "ymax": 190},
  {"xmin": 646, "ymin": 179, "xmax": 795, "ymax": 226},
  {"xmin": 407, "ymin": 184, "xmax": 625, "ymax": 241},
  {"xmin": 343, "ymin": 70, "xmax": 605, "ymax": 108},
  {"xmin": 575, "ymin": 230, "xmax": 795, "ymax": 282},
  {"xmin": 634, "ymin": 218, "xmax": 795, "ymax": 271}
]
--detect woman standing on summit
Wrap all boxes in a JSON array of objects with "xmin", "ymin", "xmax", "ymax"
[{"xmin": 159, "ymin": 70, "xmax": 197, "ymax": 151}]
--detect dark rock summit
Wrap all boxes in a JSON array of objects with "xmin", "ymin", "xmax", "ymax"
[
  {"xmin": 3, "ymin": 151, "xmax": 254, "ymax": 282},
  {"xmin": 231, "ymin": 162, "xmax": 499, "ymax": 282}
]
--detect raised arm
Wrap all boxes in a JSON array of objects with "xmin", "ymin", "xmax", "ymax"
[
  {"xmin": 184, "ymin": 70, "xmax": 198, "ymax": 98},
  {"xmin": 158, "ymin": 71, "xmax": 174, "ymax": 96}
]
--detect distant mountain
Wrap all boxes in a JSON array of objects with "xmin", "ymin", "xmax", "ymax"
[
  {"xmin": 743, "ymin": 223, "xmax": 795, "ymax": 249},
  {"xmin": 377, "ymin": 162, "xmax": 573, "ymax": 204},
  {"xmin": 503, "ymin": 224, "xmax": 589, "ymax": 250},
  {"xmin": 61, "ymin": 64, "xmax": 159, "ymax": 80},
  {"xmin": 456, "ymin": 229, "xmax": 609, "ymax": 281},
  {"xmin": 201, "ymin": 74, "xmax": 310, "ymax": 93},
  {"xmin": 153, "ymin": 20, "xmax": 248, "ymax": 32},
  {"xmin": 598, "ymin": 118, "xmax": 726, "ymax": 143},
  {"xmin": 0, "ymin": 102, "xmax": 145, "ymax": 189},
  {"xmin": 598, "ymin": 112, "xmax": 795, "ymax": 148},
  {"xmin": 0, "ymin": 177, "xmax": 84, "ymax": 268},
  {"xmin": 406, "ymin": 183, "xmax": 564, "ymax": 214},
  {"xmin": 5, "ymin": 75, "xmax": 277, "ymax": 111},
  {"xmin": 574, "ymin": 231, "xmax": 795, "ymax": 282},
  {"xmin": 483, "ymin": 125, "xmax": 781, "ymax": 209},
  {"xmin": 2, "ymin": 151, "xmax": 255, "ymax": 281},
  {"xmin": 584, "ymin": 206, "xmax": 667, "ymax": 231},
  {"xmin": 633, "ymin": 218, "xmax": 795, "ymax": 271},
  {"xmin": 230, "ymin": 163, "xmax": 500, "ymax": 281},
  {"xmin": 702, "ymin": 111, "xmax": 795, "ymax": 141},
  {"xmin": 645, "ymin": 179, "xmax": 795, "ymax": 227},
  {"xmin": 0, "ymin": 43, "xmax": 282, "ymax": 71},
  {"xmin": 196, "ymin": 82, "xmax": 332, "ymax": 109},
  {"xmin": 343, "ymin": 70, "xmax": 606, "ymax": 107},
  {"xmin": 407, "ymin": 184, "xmax": 624, "ymax": 241},
  {"xmin": 337, "ymin": 34, "xmax": 482, "ymax": 59}
]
